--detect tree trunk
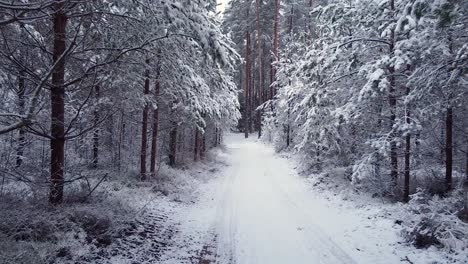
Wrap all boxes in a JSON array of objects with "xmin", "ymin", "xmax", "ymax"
[
  {"xmin": 465, "ymin": 144, "xmax": 468, "ymax": 213},
  {"xmin": 140, "ymin": 61, "xmax": 150, "ymax": 180},
  {"xmin": 269, "ymin": 60, "xmax": 274, "ymax": 101},
  {"xmin": 16, "ymin": 70, "xmax": 26, "ymax": 168},
  {"xmin": 388, "ymin": 0, "xmax": 398, "ymax": 191},
  {"xmin": 118, "ymin": 111, "xmax": 125, "ymax": 171},
  {"xmin": 250, "ymin": 74, "xmax": 254, "ymax": 133},
  {"xmin": 404, "ymin": 106, "xmax": 411, "ymax": 202},
  {"xmin": 404, "ymin": 66, "xmax": 411, "ymax": 202},
  {"xmin": 308, "ymin": 0, "xmax": 314, "ymax": 37},
  {"xmin": 286, "ymin": 104, "xmax": 290, "ymax": 148},
  {"xmin": 255, "ymin": 0, "xmax": 262, "ymax": 137},
  {"xmin": 49, "ymin": 2, "xmax": 68, "ymax": 204},
  {"xmin": 257, "ymin": 109, "xmax": 261, "ymax": 138},
  {"xmin": 92, "ymin": 85, "xmax": 100, "ymax": 168},
  {"xmin": 194, "ymin": 128, "xmax": 200, "ymax": 161},
  {"xmin": 288, "ymin": 6, "xmax": 294, "ymax": 36},
  {"xmin": 169, "ymin": 124, "xmax": 177, "ymax": 167},
  {"xmin": 465, "ymin": 143, "xmax": 468, "ymax": 179},
  {"xmin": 245, "ymin": 31, "xmax": 251, "ymax": 139},
  {"xmin": 446, "ymin": 107, "xmax": 453, "ymax": 192},
  {"xmin": 272, "ymin": 0, "xmax": 279, "ymax": 99},
  {"xmin": 201, "ymin": 132, "xmax": 206, "ymax": 160},
  {"xmin": 150, "ymin": 78, "xmax": 160, "ymax": 175}
]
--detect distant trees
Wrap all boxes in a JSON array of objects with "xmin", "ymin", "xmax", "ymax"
[
  {"xmin": 0, "ymin": 0, "xmax": 240, "ymax": 204},
  {"xmin": 223, "ymin": 0, "xmax": 280, "ymax": 137}
]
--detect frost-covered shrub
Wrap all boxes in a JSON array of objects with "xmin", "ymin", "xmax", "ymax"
[
  {"xmin": 0, "ymin": 185, "xmax": 136, "ymax": 263},
  {"xmin": 402, "ymin": 190, "xmax": 468, "ymax": 251},
  {"xmin": 0, "ymin": 234, "xmax": 52, "ymax": 264},
  {"xmin": 68, "ymin": 210, "xmax": 113, "ymax": 247}
]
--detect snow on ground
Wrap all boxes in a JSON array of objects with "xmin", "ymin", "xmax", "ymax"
[
  {"xmin": 0, "ymin": 149, "xmax": 229, "ymax": 264},
  {"xmin": 3, "ymin": 133, "xmax": 460, "ymax": 263},
  {"xmin": 160, "ymin": 133, "xmax": 465, "ymax": 264}
]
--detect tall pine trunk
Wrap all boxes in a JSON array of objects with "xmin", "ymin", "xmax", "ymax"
[
  {"xmin": 169, "ymin": 124, "xmax": 177, "ymax": 167},
  {"xmin": 150, "ymin": 78, "xmax": 160, "ymax": 175},
  {"xmin": 92, "ymin": 85, "xmax": 100, "ymax": 168},
  {"xmin": 255, "ymin": 0, "xmax": 262, "ymax": 138},
  {"xmin": 464, "ymin": 144, "xmax": 468, "ymax": 214},
  {"xmin": 404, "ymin": 88, "xmax": 411, "ymax": 202},
  {"xmin": 201, "ymin": 132, "xmax": 206, "ymax": 160},
  {"xmin": 49, "ymin": 1, "xmax": 68, "ymax": 204},
  {"xmin": 245, "ymin": 31, "xmax": 251, "ymax": 139},
  {"xmin": 404, "ymin": 65, "xmax": 411, "ymax": 202},
  {"xmin": 16, "ymin": 70, "xmax": 26, "ymax": 168},
  {"xmin": 286, "ymin": 102, "xmax": 291, "ymax": 148},
  {"xmin": 117, "ymin": 111, "xmax": 125, "ymax": 171},
  {"xmin": 272, "ymin": 0, "xmax": 279, "ymax": 100},
  {"xmin": 194, "ymin": 128, "xmax": 200, "ymax": 161},
  {"xmin": 140, "ymin": 62, "xmax": 150, "ymax": 180},
  {"xmin": 445, "ymin": 107, "xmax": 453, "ymax": 192},
  {"xmin": 388, "ymin": 0, "xmax": 398, "ymax": 191}
]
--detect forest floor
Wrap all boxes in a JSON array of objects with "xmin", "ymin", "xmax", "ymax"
[{"xmin": 1, "ymin": 133, "xmax": 464, "ymax": 264}]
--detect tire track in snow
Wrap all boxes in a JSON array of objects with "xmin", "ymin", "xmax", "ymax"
[{"xmin": 213, "ymin": 134, "xmax": 356, "ymax": 264}]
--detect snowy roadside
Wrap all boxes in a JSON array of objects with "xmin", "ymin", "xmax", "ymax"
[
  {"xmin": 158, "ymin": 148, "xmax": 232, "ymax": 264},
  {"xmin": 0, "ymin": 148, "xmax": 230, "ymax": 264},
  {"xmin": 283, "ymin": 151, "xmax": 468, "ymax": 264}
]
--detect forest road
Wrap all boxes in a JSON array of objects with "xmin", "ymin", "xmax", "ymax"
[{"xmin": 211, "ymin": 133, "xmax": 357, "ymax": 264}]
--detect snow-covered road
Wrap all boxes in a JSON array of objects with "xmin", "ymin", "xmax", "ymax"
[
  {"xmin": 215, "ymin": 134, "xmax": 356, "ymax": 264},
  {"xmin": 161, "ymin": 133, "xmax": 438, "ymax": 264}
]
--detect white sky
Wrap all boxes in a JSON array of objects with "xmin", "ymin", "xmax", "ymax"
[{"xmin": 217, "ymin": 0, "xmax": 231, "ymax": 13}]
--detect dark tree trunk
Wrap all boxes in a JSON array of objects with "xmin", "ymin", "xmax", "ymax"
[
  {"xmin": 404, "ymin": 67, "xmax": 411, "ymax": 202},
  {"xmin": 465, "ymin": 144, "xmax": 468, "ymax": 213},
  {"xmin": 286, "ymin": 96, "xmax": 291, "ymax": 147},
  {"xmin": 92, "ymin": 85, "xmax": 100, "ymax": 168},
  {"xmin": 257, "ymin": 110, "xmax": 261, "ymax": 138},
  {"xmin": 404, "ymin": 110, "xmax": 411, "ymax": 202},
  {"xmin": 16, "ymin": 71, "xmax": 26, "ymax": 168},
  {"xmin": 272, "ymin": 0, "xmax": 279, "ymax": 99},
  {"xmin": 288, "ymin": 6, "xmax": 294, "ymax": 36},
  {"xmin": 388, "ymin": 2, "xmax": 398, "ymax": 191},
  {"xmin": 269, "ymin": 61, "xmax": 274, "ymax": 101},
  {"xmin": 466, "ymin": 143, "xmax": 468, "ymax": 179},
  {"xmin": 250, "ymin": 75, "xmax": 254, "ymax": 133},
  {"xmin": 201, "ymin": 132, "xmax": 206, "ymax": 160},
  {"xmin": 245, "ymin": 31, "xmax": 251, "ymax": 139},
  {"xmin": 214, "ymin": 127, "xmax": 218, "ymax": 148},
  {"xmin": 140, "ymin": 62, "xmax": 150, "ymax": 180},
  {"xmin": 194, "ymin": 128, "xmax": 200, "ymax": 161},
  {"xmin": 389, "ymin": 86, "xmax": 398, "ymax": 190},
  {"xmin": 150, "ymin": 78, "xmax": 160, "ymax": 175},
  {"xmin": 118, "ymin": 111, "xmax": 125, "ymax": 171},
  {"xmin": 256, "ymin": 0, "xmax": 262, "ymax": 137},
  {"xmin": 49, "ymin": 2, "xmax": 68, "ymax": 204},
  {"xmin": 446, "ymin": 107, "xmax": 453, "ymax": 192},
  {"xmin": 169, "ymin": 125, "xmax": 177, "ymax": 167}
]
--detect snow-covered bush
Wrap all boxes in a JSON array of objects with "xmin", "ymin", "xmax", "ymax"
[
  {"xmin": 401, "ymin": 190, "xmax": 468, "ymax": 252},
  {"xmin": 0, "ymin": 182, "xmax": 136, "ymax": 263}
]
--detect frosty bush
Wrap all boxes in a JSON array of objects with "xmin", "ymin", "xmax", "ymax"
[{"xmin": 402, "ymin": 190, "xmax": 468, "ymax": 251}]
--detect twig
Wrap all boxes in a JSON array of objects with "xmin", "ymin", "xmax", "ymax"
[
  {"xmin": 85, "ymin": 173, "xmax": 108, "ymax": 200},
  {"xmin": 402, "ymin": 256, "xmax": 414, "ymax": 264}
]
